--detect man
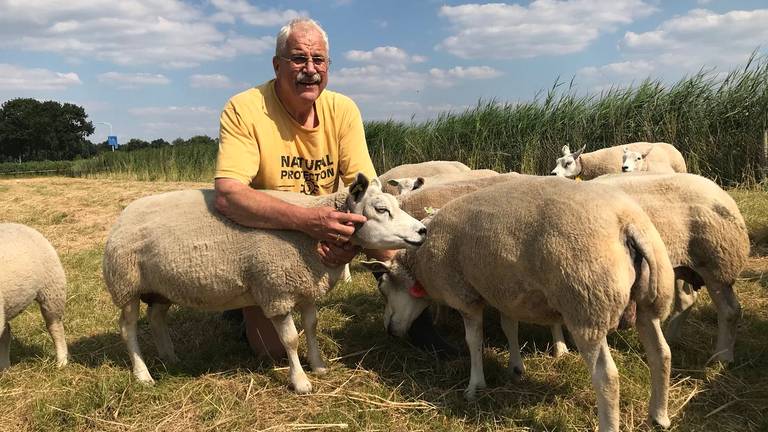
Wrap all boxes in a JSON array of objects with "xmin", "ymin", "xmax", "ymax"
[{"xmin": 214, "ymin": 18, "xmax": 454, "ymax": 359}]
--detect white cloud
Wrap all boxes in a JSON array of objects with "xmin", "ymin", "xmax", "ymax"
[
  {"xmin": 437, "ymin": 0, "xmax": 657, "ymax": 59},
  {"xmin": 0, "ymin": 63, "xmax": 81, "ymax": 91},
  {"xmin": 189, "ymin": 74, "xmax": 233, "ymax": 88},
  {"xmin": 622, "ymin": 8, "xmax": 768, "ymax": 69},
  {"xmin": 345, "ymin": 46, "xmax": 427, "ymax": 65},
  {"xmin": 429, "ymin": 66, "xmax": 502, "ymax": 87},
  {"xmin": 0, "ymin": 1, "xmax": 289, "ymax": 68},
  {"xmin": 209, "ymin": 0, "xmax": 304, "ymax": 27},
  {"xmin": 332, "ymin": 65, "xmax": 427, "ymax": 94},
  {"xmin": 98, "ymin": 72, "xmax": 170, "ymax": 88},
  {"xmin": 576, "ymin": 60, "xmax": 656, "ymax": 91},
  {"xmin": 128, "ymin": 106, "xmax": 218, "ymax": 117}
]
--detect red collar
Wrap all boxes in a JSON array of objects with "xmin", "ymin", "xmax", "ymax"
[{"xmin": 408, "ymin": 281, "xmax": 427, "ymax": 298}]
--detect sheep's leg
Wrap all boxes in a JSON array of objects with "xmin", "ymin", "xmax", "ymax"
[
  {"xmin": 462, "ymin": 309, "xmax": 486, "ymax": 400},
  {"xmin": 707, "ymin": 282, "xmax": 741, "ymax": 363},
  {"xmin": 120, "ymin": 298, "xmax": 154, "ymax": 384},
  {"xmin": 341, "ymin": 264, "xmax": 352, "ymax": 283},
  {"xmin": 271, "ymin": 312, "xmax": 312, "ymax": 394},
  {"xmin": 571, "ymin": 332, "xmax": 620, "ymax": 432},
  {"xmin": 636, "ymin": 309, "xmax": 671, "ymax": 429},
  {"xmin": 550, "ymin": 324, "xmax": 569, "ymax": 357},
  {"xmin": 0, "ymin": 318, "xmax": 10, "ymax": 370},
  {"xmin": 39, "ymin": 306, "xmax": 68, "ymax": 367},
  {"xmin": 499, "ymin": 316, "xmax": 524, "ymax": 382},
  {"xmin": 147, "ymin": 302, "xmax": 178, "ymax": 364},
  {"xmin": 664, "ymin": 280, "xmax": 698, "ymax": 343},
  {"xmin": 299, "ymin": 303, "xmax": 327, "ymax": 374}
]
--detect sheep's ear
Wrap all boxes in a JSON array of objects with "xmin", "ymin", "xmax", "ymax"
[
  {"xmin": 641, "ymin": 146, "xmax": 654, "ymax": 158},
  {"xmin": 349, "ymin": 173, "xmax": 370, "ymax": 202},
  {"xmin": 412, "ymin": 177, "xmax": 425, "ymax": 190},
  {"xmin": 360, "ymin": 260, "xmax": 391, "ymax": 274},
  {"xmin": 572, "ymin": 145, "xmax": 586, "ymax": 159},
  {"xmin": 561, "ymin": 145, "xmax": 571, "ymax": 156},
  {"xmin": 623, "ymin": 146, "xmax": 629, "ymax": 154},
  {"xmin": 387, "ymin": 179, "xmax": 400, "ymax": 187}
]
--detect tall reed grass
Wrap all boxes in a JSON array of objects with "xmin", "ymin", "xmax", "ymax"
[{"xmin": 64, "ymin": 54, "xmax": 768, "ymax": 185}]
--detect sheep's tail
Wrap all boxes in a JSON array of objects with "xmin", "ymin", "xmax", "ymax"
[{"xmin": 625, "ymin": 223, "xmax": 659, "ymax": 305}]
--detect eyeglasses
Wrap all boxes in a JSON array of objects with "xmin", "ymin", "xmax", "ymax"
[{"xmin": 280, "ymin": 55, "xmax": 331, "ymax": 69}]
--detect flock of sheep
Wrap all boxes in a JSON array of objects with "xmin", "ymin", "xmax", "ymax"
[{"xmin": 1, "ymin": 141, "xmax": 751, "ymax": 432}]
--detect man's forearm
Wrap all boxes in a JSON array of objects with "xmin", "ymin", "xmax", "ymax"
[{"xmin": 214, "ymin": 179, "xmax": 308, "ymax": 231}]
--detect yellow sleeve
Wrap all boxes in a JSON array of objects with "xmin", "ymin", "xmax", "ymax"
[
  {"xmin": 337, "ymin": 99, "xmax": 377, "ymax": 186},
  {"xmin": 214, "ymin": 101, "xmax": 260, "ymax": 184}
]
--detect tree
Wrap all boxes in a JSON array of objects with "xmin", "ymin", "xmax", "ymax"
[
  {"xmin": 0, "ymin": 98, "xmax": 94, "ymax": 162},
  {"xmin": 120, "ymin": 138, "xmax": 151, "ymax": 151}
]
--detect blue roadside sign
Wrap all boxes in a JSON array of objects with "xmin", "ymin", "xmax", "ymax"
[{"xmin": 108, "ymin": 135, "xmax": 118, "ymax": 149}]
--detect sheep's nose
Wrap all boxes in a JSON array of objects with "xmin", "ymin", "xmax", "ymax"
[
  {"xmin": 550, "ymin": 171, "xmax": 557, "ymax": 175},
  {"xmin": 621, "ymin": 166, "xmax": 629, "ymax": 172},
  {"xmin": 418, "ymin": 227, "xmax": 427, "ymax": 236}
]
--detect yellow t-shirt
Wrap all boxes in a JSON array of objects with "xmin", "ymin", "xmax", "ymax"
[{"xmin": 215, "ymin": 79, "xmax": 377, "ymax": 195}]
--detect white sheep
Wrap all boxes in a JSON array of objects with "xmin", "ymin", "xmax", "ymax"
[
  {"xmin": 1, "ymin": 223, "xmax": 68, "ymax": 369},
  {"xmin": 385, "ymin": 169, "xmax": 500, "ymax": 196},
  {"xmin": 378, "ymin": 161, "xmax": 471, "ymax": 195},
  {"xmin": 102, "ymin": 174, "xmax": 426, "ymax": 392},
  {"xmin": 551, "ymin": 142, "xmax": 686, "ymax": 179},
  {"xmin": 365, "ymin": 176, "xmax": 675, "ymax": 432}
]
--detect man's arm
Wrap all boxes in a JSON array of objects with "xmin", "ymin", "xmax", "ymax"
[{"xmin": 214, "ymin": 178, "xmax": 366, "ymax": 244}]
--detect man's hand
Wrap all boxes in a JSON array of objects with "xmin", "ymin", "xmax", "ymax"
[
  {"xmin": 317, "ymin": 241, "xmax": 361, "ymax": 268},
  {"xmin": 300, "ymin": 206, "xmax": 367, "ymax": 244}
]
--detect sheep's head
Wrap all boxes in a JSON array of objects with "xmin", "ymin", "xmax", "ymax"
[
  {"xmin": 551, "ymin": 144, "xmax": 585, "ymax": 178},
  {"xmin": 386, "ymin": 177, "xmax": 425, "ymax": 195},
  {"xmin": 361, "ymin": 256, "xmax": 430, "ymax": 337},
  {"xmin": 346, "ymin": 173, "xmax": 427, "ymax": 249},
  {"xmin": 621, "ymin": 146, "xmax": 653, "ymax": 172}
]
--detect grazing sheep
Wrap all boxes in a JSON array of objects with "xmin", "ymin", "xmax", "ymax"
[
  {"xmin": 386, "ymin": 169, "xmax": 500, "ymax": 196},
  {"xmin": 551, "ymin": 142, "xmax": 686, "ymax": 179},
  {"xmin": 103, "ymin": 174, "xmax": 426, "ymax": 392},
  {"xmin": 378, "ymin": 161, "xmax": 471, "ymax": 195},
  {"xmin": 0, "ymin": 223, "xmax": 68, "ymax": 369},
  {"xmin": 365, "ymin": 176, "xmax": 675, "ymax": 431}
]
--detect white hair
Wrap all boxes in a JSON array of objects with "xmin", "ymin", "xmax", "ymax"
[{"xmin": 275, "ymin": 18, "xmax": 329, "ymax": 56}]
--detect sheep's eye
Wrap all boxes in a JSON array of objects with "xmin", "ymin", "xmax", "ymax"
[
  {"xmin": 564, "ymin": 161, "xmax": 572, "ymax": 167},
  {"xmin": 637, "ymin": 157, "xmax": 642, "ymax": 161},
  {"xmin": 375, "ymin": 206, "xmax": 390, "ymax": 215}
]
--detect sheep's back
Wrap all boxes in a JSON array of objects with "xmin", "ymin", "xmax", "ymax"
[
  {"xmin": 415, "ymin": 177, "xmax": 645, "ymax": 331},
  {"xmin": 103, "ymin": 190, "xmax": 331, "ymax": 313},
  {"xmin": 0, "ymin": 223, "xmax": 65, "ymax": 319}
]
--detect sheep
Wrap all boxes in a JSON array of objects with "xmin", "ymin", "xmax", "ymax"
[
  {"xmin": 364, "ymin": 176, "xmax": 675, "ymax": 431},
  {"xmin": 397, "ymin": 173, "xmax": 519, "ymax": 220},
  {"xmin": 385, "ymin": 169, "xmax": 500, "ymax": 196},
  {"xmin": 0, "ymin": 223, "xmax": 68, "ymax": 370},
  {"xmin": 103, "ymin": 174, "xmax": 427, "ymax": 392},
  {"xmin": 378, "ymin": 160, "xmax": 471, "ymax": 195},
  {"xmin": 551, "ymin": 142, "xmax": 687, "ymax": 179}
]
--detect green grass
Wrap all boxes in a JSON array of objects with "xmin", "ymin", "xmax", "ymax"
[{"xmin": 1, "ymin": 177, "xmax": 768, "ymax": 431}]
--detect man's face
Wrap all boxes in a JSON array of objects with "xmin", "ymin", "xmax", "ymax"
[{"xmin": 273, "ymin": 25, "xmax": 329, "ymax": 108}]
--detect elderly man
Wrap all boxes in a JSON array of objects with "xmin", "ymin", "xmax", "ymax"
[{"xmin": 214, "ymin": 18, "xmax": 454, "ymax": 359}]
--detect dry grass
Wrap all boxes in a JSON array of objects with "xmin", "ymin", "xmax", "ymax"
[{"xmin": 1, "ymin": 177, "xmax": 767, "ymax": 431}]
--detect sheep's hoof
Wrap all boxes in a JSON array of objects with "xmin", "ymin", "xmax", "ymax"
[
  {"xmin": 463, "ymin": 382, "xmax": 485, "ymax": 401},
  {"xmin": 291, "ymin": 377, "xmax": 313, "ymax": 394},
  {"xmin": 135, "ymin": 372, "xmax": 156, "ymax": 386},
  {"xmin": 649, "ymin": 414, "xmax": 671, "ymax": 429},
  {"xmin": 56, "ymin": 358, "xmax": 69, "ymax": 368},
  {"xmin": 510, "ymin": 366, "xmax": 524, "ymax": 383},
  {"xmin": 312, "ymin": 365, "xmax": 328, "ymax": 375},
  {"xmin": 552, "ymin": 342, "xmax": 568, "ymax": 358}
]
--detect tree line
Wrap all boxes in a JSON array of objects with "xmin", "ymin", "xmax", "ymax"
[{"xmin": 0, "ymin": 98, "xmax": 217, "ymax": 163}]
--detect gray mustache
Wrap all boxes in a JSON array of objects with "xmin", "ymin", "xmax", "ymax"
[{"xmin": 297, "ymin": 71, "xmax": 321, "ymax": 84}]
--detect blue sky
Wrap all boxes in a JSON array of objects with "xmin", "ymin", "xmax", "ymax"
[{"xmin": 1, "ymin": 0, "xmax": 766, "ymax": 144}]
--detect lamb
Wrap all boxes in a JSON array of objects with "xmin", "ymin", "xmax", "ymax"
[
  {"xmin": 1, "ymin": 223, "xmax": 68, "ymax": 370},
  {"xmin": 385, "ymin": 169, "xmax": 500, "ymax": 196},
  {"xmin": 378, "ymin": 160, "xmax": 471, "ymax": 195},
  {"xmin": 551, "ymin": 142, "xmax": 687, "ymax": 179},
  {"xmin": 364, "ymin": 176, "xmax": 675, "ymax": 431},
  {"xmin": 103, "ymin": 174, "xmax": 427, "ymax": 392}
]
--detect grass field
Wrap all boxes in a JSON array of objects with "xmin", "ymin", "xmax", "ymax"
[{"xmin": 1, "ymin": 177, "xmax": 767, "ymax": 431}]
